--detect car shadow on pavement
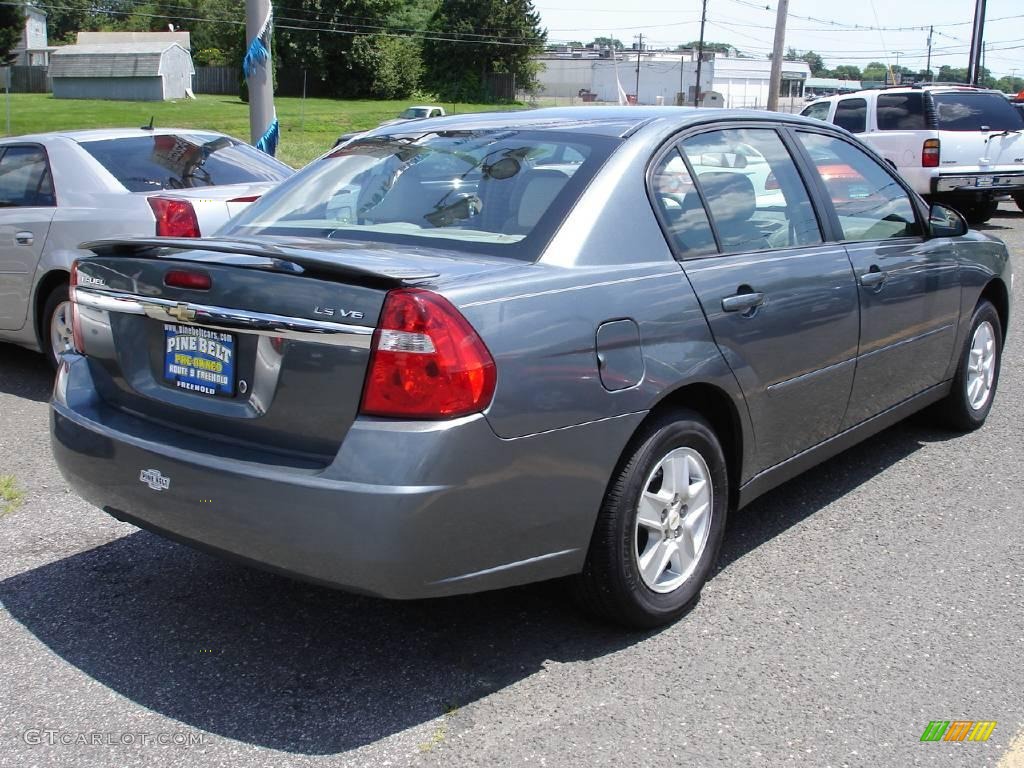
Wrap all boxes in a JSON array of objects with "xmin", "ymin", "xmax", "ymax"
[
  {"xmin": 717, "ymin": 419, "xmax": 960, "ymax": 570},
  {"xmin": 0, "ymin": 343, "xmax": 53, "ymax": 403},
  {"xmin": 0, "ymin": 414, "xmax": 962, "ymax": 756},
  {"xmin": 0, "ymin": 532, "xmax": 647, "ymax": 755}
]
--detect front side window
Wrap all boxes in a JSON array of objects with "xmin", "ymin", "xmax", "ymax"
[
  {"xmin": 802, "ymin": 101, "xmax": 831, "ymax": 122},
  {"xmin": 834, "ymin": 99, "xmax": 867, "ymax": 133},
  {"xmin": 649, "ymin": 148, "xmax": 717, "ymax": 256},
  {"xmin": 797, "ymin": 132, "xmax": 920, "ymax": 242},
  {"xmin": 78, "ymin": 133, "xmax": 293, "ymax": 193},
  {"xmin": 877, "ymin": 93, "xmax": 926, "ymax": 131},
  {"xmin": 227, "ymin": 129, "xmax": 615, "ymax": 259},
  {"xmin": 0, "ymin": 145, "xmax": 55, "ymax": 207},
  {"xmin": 679, "ymin": 127, "xmax": 823, "ymax": 254}
]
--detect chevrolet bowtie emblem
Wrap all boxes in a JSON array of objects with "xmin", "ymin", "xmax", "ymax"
[{"xmin": 168, "ymin": 303, "xmax": 197, "ymax": 322}]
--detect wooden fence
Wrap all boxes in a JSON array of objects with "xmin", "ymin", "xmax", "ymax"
[
  {"xmin": 193, "ymin": 66, "xmax": 239, "ymax": 95},
  {"xmin": 0, "ymin": 66, "xmax": 50, "ymax": 94}
]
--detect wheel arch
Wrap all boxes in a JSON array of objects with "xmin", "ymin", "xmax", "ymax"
[
  {"xmin": 979, "ymin": 277, "xmax": 1009, "ymax": 343},
  {"xmin": 33, "ymin": 268, "xmax": 70, "ymax": 349},
  {"xmin": 640, "ymin": 382, "xmax": 746, "ymax": 511}
]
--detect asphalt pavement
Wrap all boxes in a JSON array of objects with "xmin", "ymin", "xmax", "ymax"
[{"xmin": 1, "ymin": 207, "xmax": 1022, "ymax": 768}]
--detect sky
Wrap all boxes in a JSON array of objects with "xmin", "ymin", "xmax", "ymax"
[{"xmin": 533, "ymin": 0, "xmax": 1024, "ymax": 79}]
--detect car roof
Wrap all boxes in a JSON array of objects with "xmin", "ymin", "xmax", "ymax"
[
  {"xmin": 0, "ymin": 127, "xmax": 229, "ymax": 144},
  {"xmin": 812, "ymin": 85, "xmax": 1006, "ymax": 101},
  {"xmin": 371, "ymin": 106, "xmax": 831, "ymax": 139}
]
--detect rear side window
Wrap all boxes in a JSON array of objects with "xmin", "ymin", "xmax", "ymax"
[
  {"xmin": 0, "ymin": 145, "xmax": 55, "ymax": 207},
  {"xmin": 877, "ymin": 93, "xmax": 927, "ymax": 131},
  {"xmin": 649, "ymin": 148, "xmax": 717, "ymax": 256},
  {"xmin": 932, "ymin": 92, "xmax": 1024, "ymax": 132},
  {"xmin": 78, "ymin": 134, "xmax": 293, "ymax": 193},
  {"xmin": 681, "ymin": 128, "xmax": 822, "ymax": 254},
  {"xmin": 802, "ymin": 101, "xmax": 831, "ymax": 122},
  {"xmin": 834, "ymin": 99, "xmax": 867, "ymax": 133}
]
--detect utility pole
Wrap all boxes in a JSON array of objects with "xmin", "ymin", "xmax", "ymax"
[
  {"xmin": 890, "ymin": 51, "xmax": 904, "ymax": 86},
  {"xmin": 679, "ymin": 55, "xmax": 685, "ymax": 106},
  {"xmin": 925, "ymin": 26, "xmax": 933, "ymax": 81},
  {"xmin": 245, "ymin": 0, "xmax": 276, "ymax": 152},
  {"xmin": 634, "ymin": 33, "xmax": 643, "ymax": 103},
  {"xmin": 766, "ymin": 0, "xmax": 789, "ymax": 112},
  {"xmin": 967, "ymin": 0, "xmax": 987, "ymax": 86},
  {"xmin": 694, "ymin": 0, "xmax": 708, "ymax": 107}
]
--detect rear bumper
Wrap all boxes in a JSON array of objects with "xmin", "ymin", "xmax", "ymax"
[
  {"xmin": 932, "ymin": 172, "xmax": 1024, "ymax": 195},
  {"xmin": 51, "ymin": 354, "xmax": 642, "ymax": 599}
]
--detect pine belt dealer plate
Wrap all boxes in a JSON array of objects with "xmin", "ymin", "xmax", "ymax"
[{"xmin": 163, "ymin": 324, "xmax": 235, "ymax": 397}]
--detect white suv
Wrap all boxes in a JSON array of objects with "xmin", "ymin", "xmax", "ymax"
[{"xmin": 802, "ymin": 86, "xmax": 1024, "ymax": 224}]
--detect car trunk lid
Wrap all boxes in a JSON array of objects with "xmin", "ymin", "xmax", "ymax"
[{"xmin": 72, "ymin": 236, "xmax": 512, "ymax": 463}]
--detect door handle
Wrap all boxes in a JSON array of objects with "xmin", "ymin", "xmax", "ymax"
[
  {"xmin": 15, "ymin": 231, "xmax": 34, "ymax": 246},
  {"xmin": 721, "ymin": 291, "xmax": 766, "ymax": 314},
  {"xmin": 860, "ymin": 267, "xmax": 888, "ymax": 289}
]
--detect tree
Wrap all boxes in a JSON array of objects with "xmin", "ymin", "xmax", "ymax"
[
  {"xmin": 862, "ymin": 61, "xmax": 889, "ymax": 81},
  {"xmin": 590, "ymin": 36, "xmax": 622, "ymax": 50},
  {"xmin": 0, "ymin": 2, "xmax": 23, "ymax": 65},
  {"xmin": 678, "ymin": 41, "xmax": 732, "ymax": 53},
  {"xmin": 832, "ymin": 64, "xmax": 862, "ymax": 80},
  {"xmin": 800, "ymin": 50, "xmax": 825, "ymax": 76},
  {"xmin": 423, "ymin": 0, "xmax": 546, "ymax": 101}
]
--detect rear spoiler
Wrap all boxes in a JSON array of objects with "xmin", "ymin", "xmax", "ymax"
[{"xmin": 80, "ymin": 237, "xmax": 440, "ymax": 287}]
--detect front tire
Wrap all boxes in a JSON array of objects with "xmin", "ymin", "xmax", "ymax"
[
  {"xmin": 41, "ymin": 283, "xmax": 72, "ymax": 370},
  {"xmin": 574, "ymin": 410, "xmax": 728, "ymax": 628},
  {"xmin": 933, "ymin": 300, "xmax": 1002, "ymax": 431}
]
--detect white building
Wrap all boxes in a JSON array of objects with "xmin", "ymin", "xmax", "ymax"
[
  {"xmin": 50, "ymin": 42, "xmax": 195, "ymax": 101},
  {"xmin": 534, "ymin": 49, "xmax": 810, "ymax": 108},
  {"xmin": 11, "ymin": 3, "xmax": 49, "ymax": 67}
]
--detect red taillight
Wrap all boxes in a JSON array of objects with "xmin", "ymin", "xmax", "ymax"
[
  {"xmin": 360, "ymin": 288, "xmax": 496, "ymax": 419},
  {"xmin": 149, "ymin": 196, "xmax": 201, "ymax": 237},
  {"xmin": 922, "ymin": 138, "xmax": 940, "ymax": 168},
  {"xmin": 164, "ymin": 269, "xmax": 212, "ymax": 290},
  {"xmin": 69, "ymin": 260, "xmax": 85, "ymax": 354},
  {"xmin": 765, "ymin": 172, "xmax": 779, "ymax": 190},
  {"xmin": 228, "ymin": 195, "xmax": 261, "ymax": 203}
]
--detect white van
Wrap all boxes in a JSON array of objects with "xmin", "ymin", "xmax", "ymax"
[{"xmin": 802, "ymin": 86, "xmax": 1024, "ymax": 224}]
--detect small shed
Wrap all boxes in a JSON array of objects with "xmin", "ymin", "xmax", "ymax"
[{"xmin": 49, "ymin": 42, "xmax": 195, "ymax": 101}]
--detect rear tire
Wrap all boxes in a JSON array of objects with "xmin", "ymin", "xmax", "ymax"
[
  {"xmin": 955, "ymin": 198, "xmax": 998, "ymax": 226},
  {"xmin": 932, "ymin": 300, "xmax": 1002, "ymax": 431},
  {"xmin": 573, "ymin": 410, "xmax": 728, "ymax": 629},
  {"xmin": 1014, "ymin": 193, "xmax": 1024, "ymax": 213},
  {"xmin": 41, "ymin": 282, "xmax": 72, "ymax": 370}
]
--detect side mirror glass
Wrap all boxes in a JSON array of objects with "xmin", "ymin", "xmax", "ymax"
[{"xmin": 929, "ymin": 202, "xmax": 968, "ymax": 238}]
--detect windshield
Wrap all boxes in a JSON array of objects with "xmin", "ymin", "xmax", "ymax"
[
  {"xmin": 932, "ymin": 92, "xmax": 1024, "ymax": 132},
  {"xmin": 79, "ymin": 133, "xmax": 294, "ymax": 192},
  {"xmin": 399, "ymin": 108, "xmax": 431, "ymax": 119},
  {"xmin": 226, "ymin": 129, "xmax": 615, "ymax": 259}
]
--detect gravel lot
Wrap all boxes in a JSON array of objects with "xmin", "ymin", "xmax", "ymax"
[{"xmin": 1, "ymin": 207, "xmax": 1022, "ymax": 768}]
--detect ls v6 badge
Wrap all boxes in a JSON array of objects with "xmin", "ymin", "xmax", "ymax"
[{"xmin": 314, "ymin": 306, "xmax": 365, "ymax": 320}]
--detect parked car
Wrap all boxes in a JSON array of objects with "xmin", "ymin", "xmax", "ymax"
[
  {"xmin": 0, "ymin": 128, "xmax": 293, "ymax": 366},
  {"xmin": 800, "ymin": 85, "xmax": 1024, "ymax": 224},
  {"xmin": 334, "ymin": 105, "xmax": 448, "ymax": 147},
  {"xmin": 52, "ymin": 107, "xmax": 1011, "ymax": 628}
]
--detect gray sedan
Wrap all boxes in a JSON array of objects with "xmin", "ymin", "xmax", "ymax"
[
  {"xmin": 0, "ymin": 128, "xmax": 293, "ymax": 366},
  {"xmin": 51, "ymin": 108, "xmax": 1011, "ymax": 627}
]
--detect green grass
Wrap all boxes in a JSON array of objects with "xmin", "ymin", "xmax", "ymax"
[
  {"xmin": 0, "ymin": 475, "xmax": 24, "ymax": 518},
  {"xmin": 2, "ymin": 93, "xmax": 530, "ymax": 168}
]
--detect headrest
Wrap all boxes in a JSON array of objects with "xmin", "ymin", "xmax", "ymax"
[
  {"xmin": 517, "ymin": 171, "xmax": 569, "ymax": 230},
  {"xmin": 698, "ymin": 172, "xmax": 757, "ymax": 225}
]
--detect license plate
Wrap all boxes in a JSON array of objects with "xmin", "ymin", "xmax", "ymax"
[
  {"xmin": 163, "ymin": 324, "xmax": 235, "ymax": 397},
  {"xmin": 976, "ymin": 176, "xmax": 994, "ymax": 187}
]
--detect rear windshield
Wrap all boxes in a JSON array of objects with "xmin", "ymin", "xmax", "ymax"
[
  {"xmin": 79, "ymin": 133, "xmax": 294, "ymax": 192},
  {"xmin": 399, "ymin": 108, "xmax": 431, "ymax": 119},
  {"xmin": 226, "ymin": 129, "xmax": 616, "ymax": 259},
  {"xmin": 932, "ymin": 92, "xmax": 1024, "ymax": 132}
]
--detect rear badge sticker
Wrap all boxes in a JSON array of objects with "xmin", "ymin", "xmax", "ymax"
[{"xmin": 164, "ymin": 324, "xmax": 235, "ymax": 396}]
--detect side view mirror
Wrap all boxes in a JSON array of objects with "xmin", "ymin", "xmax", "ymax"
[{"xmin": 928, "ymin": 202, "xmax": 968, "ymax": 238}]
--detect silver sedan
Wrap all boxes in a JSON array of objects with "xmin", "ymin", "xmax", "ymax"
[{"xmin": 0, "ymin": 128, "xmax": 293, "ymax": 365}]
